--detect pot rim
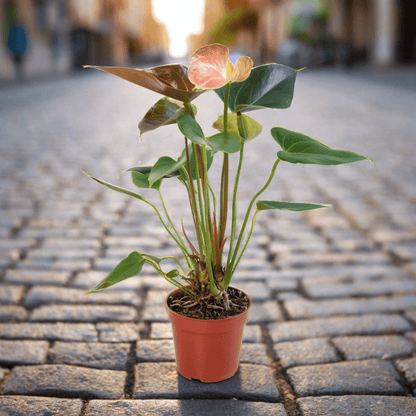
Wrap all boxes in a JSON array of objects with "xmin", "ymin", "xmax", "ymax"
[{"xmin": 164, "ymin": 285, "xmax": 252, "ymax": 323}]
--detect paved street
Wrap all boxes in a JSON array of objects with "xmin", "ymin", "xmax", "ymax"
[{"xmin": 1, "ymin": 65, "xmax": 416, "ymax": 415}]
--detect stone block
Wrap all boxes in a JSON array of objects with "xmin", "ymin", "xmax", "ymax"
[
  {"xmin": 136, "ymin": 339, "xmax": 175, "ymax": 362},
  {"xmin": 269, "ymin": 313, "xmax": 411, "ymax": 343},
  {"xmin": 0, "ymin": 396, "xmax": 83, "ymax": 416},
  {"xmin": 0, "ymin": 323, "xmax": 98, "ymax": 341},
  {"xmin": 0, "ymin": 340, "xmax": 49, "ymax": 365},
  {"xmin": 298, "ymin": 395, "xmax": 416, "ymax": 416},
  {"xmin": 248, "ymin": 301, "xmax": 283, "ymax": 324},
  {"xmin": 4, "ymin": 269, "xmax": 72, "ymax": 285},
  {"xmin": 0, "ymin": 285, "xmax": 25, "ymax": 304},
  {"xmin": 1, "ymin": 364, "xmax": 126, "ymax": 399},
  {"xmin": 133, "ymin": 362, "xmax": 280, "ymax": 401},
  {"xmin": 333, "ymin": 335, "xmax": 414, "ymax": 360},
  {"xmin": 285, "ymin": 295, "xmax": 416, "ymax": 319},
  {"xmin": 274, "ymin": 338, "xmax": 339, "ymax": 368},
  {"xmin": 97, "ymin": 322, "xmax": 142, "ymax": 342},
  {"xmin": 85, "ymin": 399, "xmax": 286, "ymax": 416},
  {"xmin": 0, "ymin": 305, "xmax": 28, "ymax": 321},
  {"xmin": 287, "ymin": 359, "xmax": 404, "ymax": 397},
  {"xmin": 29, "ymin": 304, "xmax": 137, "ymax": 322},
  {"xmin": 50, "ymin": 341, "xmax": 130, "ymax": 370}
]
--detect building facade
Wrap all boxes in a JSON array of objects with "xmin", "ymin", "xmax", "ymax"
[{"xmin": 0, "ymin": 0, "xmax": 169, "ymax": 81}]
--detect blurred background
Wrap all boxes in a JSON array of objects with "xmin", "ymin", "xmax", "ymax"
[{"xmin": 0, "ymin": 0, "xmax": 415, "ymax": 82}]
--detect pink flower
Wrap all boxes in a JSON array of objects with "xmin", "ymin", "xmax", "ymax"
[{"xmin": 188, "ymin": 44, "xmax": 253, "ymax": 90}]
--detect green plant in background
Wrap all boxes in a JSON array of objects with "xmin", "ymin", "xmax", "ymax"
[{"xmin": 83, "ymin": 43, "xmax": 372, "ymax": 309}]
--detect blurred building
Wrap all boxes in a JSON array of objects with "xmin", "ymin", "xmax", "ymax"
[
  {"xmin": 0, "ymin": 0, "xmax": 169, "ymax": 81},
  {"xmin": 194, "ymin": 0, "xmax": 415, "ymax": 67}
]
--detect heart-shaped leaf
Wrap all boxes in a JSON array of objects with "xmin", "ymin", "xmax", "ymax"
[
  {"xmin": 83, "ymin": 64, "xmax": 205, "ymax": 102},
  {"xmin": 87, "ymin": 251, "xmax": 145, "ymax": 293},
  {"xmin": 131, "ymin": 171, "xmax": 162, "ymax": 190},
  {"xmin": 215, "ymin": 64, "xmax": 299, "ymax": 113},
  {"xmin": 149, "ymin": 147, "xmax": 214, "ymax": 186},
  {"xmin": 212, "ymin": 113, "xmax": 262, "ymax": 142},
  {"xmin": 257, "ymin": 200, "xmax": 332, "ymax": 212},
  {"xmin": 139, "ymin": 98, "xmax": 197, "ymax": 135},
  {"xmin": 176, "ymin": 115, "xmax": 206, "ymax": 146},
  {"xmin": 271, "ymin": 127, "xmax": 374, "ymax": 165},
  {"xmin": 205, "ymin": 133, "xmax": 241, "ymax": 153}
]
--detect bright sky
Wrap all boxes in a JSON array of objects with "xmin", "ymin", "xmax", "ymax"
[{"xmin": 152, "ymin": 0, "xmax": 205, "ymax": 57}]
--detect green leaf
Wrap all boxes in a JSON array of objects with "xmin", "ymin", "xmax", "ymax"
[
  {"xmin": 271, "ymin": 127, "xmax": 374, "ymax": 165},
  {"xmin": 149, "ymin": 156, "xmax": 184, "ymax": 186},
  {"xmin": 138, "ymin": 98, "xmax": 197, "ymax": 135},
  {"xmin": 215, "ymin": 64, "xmax": 299, "ymax": 113},
  {"xmin": 176, "ymin": 115, "xmax": 206, "ymax": 146},
  {"xmin": 166, "ymin": 269, "xmax": 179, "ymax": 278},
  {"xmin": 212, "ymin": 113, "xmax": 262, "ymax": 142},
  {"xmin": 86, "ymin": 251, "xmax": 145, "ymax": 293},
  {"xmin": 257, "ymin": 200, "xmax": 332, "ymax": 212},
  {"xmin": 131, "ymin": 171, "xmax": 162, "ymax": 190},
  {"xmin": 205, "ymin": 133, "xmax": 241, "ymax": 154},
  {"xmin": 82, "ymin": 171, "xmax": 146, "ymax": 201},
  {"xmin": 149, "ymin": 146, "xmax": 214, "ymax": 186}
]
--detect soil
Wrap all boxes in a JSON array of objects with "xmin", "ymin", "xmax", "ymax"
[{"xmin": 167, "ymin": 286, "xmax": 250, "ymax": 320}]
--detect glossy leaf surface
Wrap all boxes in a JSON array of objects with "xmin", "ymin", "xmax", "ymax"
[
  {"xmin": 149, "ymin": 148, "xmax": 214, "ymax": 186},
  {"xmin": 87, "ymin": 251, "xmax": 145, "ymax": 293},
  {"xmin": 176, "ymin": 115, "xmax": 206, "ymax": 145},
  {"xmin": 131, "ymin": 171, "xmax": 162, "ymax": 190},
  {"xmin": 257, "ymin": 200, "xmax": 331, "ymax": 212},
  {"xmin": 212, "ymin": 113, "xmax": 262, "ymax": 142},
  {"xmin": 139, "ymin": 98, "xmax": 197, "ymax": 135},
  {"xmin": 205, "ymin": 133, "xmax": 241, "ymax": 153},
  {"xmin": 83, "ymin": 64, "xmax": 205, "ymax": 102},
  {"xmin": 215, "ymin": 64, "xmax": 298, "ymax": 113},
  {"xmin": 271, "ymin": 127, "xmax": 374, "ymax": 165}
]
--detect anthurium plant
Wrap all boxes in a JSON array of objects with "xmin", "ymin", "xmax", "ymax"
[{"xmin": 83, "ymin": 44, "xmax": 372, "ymax": 312}]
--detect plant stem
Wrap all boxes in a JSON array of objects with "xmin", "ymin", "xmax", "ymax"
[
  {"xmin": 223, "ymin": 158, "xmax": 281, "ymax": 289},
  {"xmin": 219, "ymin": 83, "xmax": 231, "ymax": 248},
  {"xmin": 202, "ymin": 145, "xmax": 220, "ymax": 296},
  {"xmin": 158, "ymin": 189, "xmax": 192, "ymax": 270}
]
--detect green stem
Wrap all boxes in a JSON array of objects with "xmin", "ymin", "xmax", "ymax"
[
  {"xmin": 202, "ymin": 145, "xmax": 220, "ymax": 296},
  {"xmin": 223, "ymin": 158, "xmax": 281, "ymax": 288},
  {"xmin": 192, "ymin": 143, "xmax": 206, "ymax": 253},
  {"xmin": 219, "ymin": 83, "xmax": 231, "ymax": 248},
  {"xmin": 158, "ymin": 189, "xmax": 192, "ymax": 270},
  {"xmin": 143, "ymin": 199, "xmax": 191, "ymax": 263},
  {"xmin": 231, "ymin": 210, "xmax": 259, "ymax": 275}
]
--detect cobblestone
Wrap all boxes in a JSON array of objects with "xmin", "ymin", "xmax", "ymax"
[
  {"xmin": 333, "ymin": 335, "xmax": 415, "ymax": 360},
  {"xmin": 1, "ymin": 364, "xmax": 126, "ymax": 399},
  {"xmin": 85, "ymin": 399, "xmax": 287, "ymax": 415},
  {"xmin": 0, "ymin": 323, "xmax": 98, "ymax": 341},
  {"xmin": 269, "ymin": 313, "xmax": 412, "ymax": 342},
  {"xmin": 0, "ymin": 284, "xmax": 25, "ymax": 304},
  {"xmin": 133, "ymin": 362, "xmax": 280, "ymax": 401},
  {"xmin": 49, "ymin": 341, "xmax": 130, "ymax": 370},
  {"xmin": 288, "ymin": 359, "xmax": 405, "ymax": 396},
  {"xmin": 0, "ymin": 396, "xmax": 83, "ymax": 416},
  {"xmin": 284, "ymin": 295, "xmax": 416, "ymax": 319},
  {"xmin": 4, "ymin": 269, "xmax": 73, "ymax": 285},
  {"xmin": 29, "ymin": 304, "xmax": 138, "ymax": 322},
  {"xmin": 23, "ymin": 286, "xmax": 141, "ymax": 308},
  {"xmin": 274, "ymin": 338, "xmax": 339, "ymax": 368},
  {"xmin": 298, "ymin": 396, "xmax": 416, "ymax": 416},
  {"xmin": 0, "ymin": 340, "xmax": 49, "ymax": 365},
  {"xmin": 396, "ymin": 357, "xmax": 416, "ymax": 393},
  {"xmin": 0, "ymin": 305, "xmax": 28, "ymax": 321},
  {"xmin": 97, "ymin": 322, "xmax": 143, "ymax": 342}
]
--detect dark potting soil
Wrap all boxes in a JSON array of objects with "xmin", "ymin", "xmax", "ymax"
[{"xmin": 167, "ymin": 287, "xmax": 250, "ymax": 320}]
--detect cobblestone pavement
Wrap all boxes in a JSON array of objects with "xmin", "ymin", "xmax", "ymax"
[{"xmin": 1, "ymin": 66, "xmax": 416, "ymax": 415}]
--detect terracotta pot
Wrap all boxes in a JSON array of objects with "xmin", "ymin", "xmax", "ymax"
[{"xmin": 164, "ymin": 287, "xmax": 251, "ymax": 383}]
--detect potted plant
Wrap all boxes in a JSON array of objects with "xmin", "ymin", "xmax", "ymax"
[{"xmin": 83, "ymin": 44, "xmax": 372, "ymax": 382}]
